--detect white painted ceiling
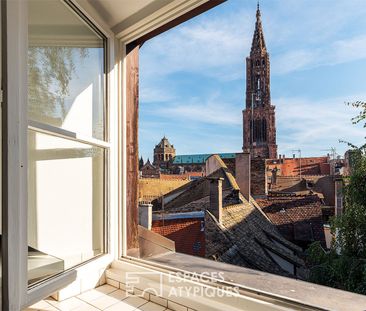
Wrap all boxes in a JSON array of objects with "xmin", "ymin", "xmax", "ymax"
[{"xmin": 85, "ymin": 0, "xmax": 157, "ymax": 28}]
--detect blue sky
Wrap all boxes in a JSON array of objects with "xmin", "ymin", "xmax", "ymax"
[{"xmin": 139, "ymin": 0, "xmax": 366, "ymax": 161}]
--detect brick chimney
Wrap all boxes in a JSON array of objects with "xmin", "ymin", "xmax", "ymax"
[
  {"xmin": 208, "ymin": 177, "xmax": 223, "ymax": 224},
  {"xmin": 235, "ymin": 152, "xmax": 251, "ymax": 201}
]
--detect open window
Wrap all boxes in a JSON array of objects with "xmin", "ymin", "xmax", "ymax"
[{"xmin": 27, "ymin": 0, "xmax": 108, "ymax": 285}]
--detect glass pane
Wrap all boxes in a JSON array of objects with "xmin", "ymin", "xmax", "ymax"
[
  {"xmin": 28, "ymin": 130, "xmax": 105, "ymax": 284},
  {"xmin": 28, "ymin": 0, "xmax": 105, "ymax": 140}
]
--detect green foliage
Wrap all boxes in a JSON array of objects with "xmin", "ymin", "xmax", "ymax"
[
  {"xmin": 332, "ymin": 149, "xmax": 366, "ymax": 258},
  {"xmin": 346, "ymin": 101, "xmax": 366, "ymax": 128},
  {"xmin": 307, "ymin": 242, "xmax": 366, "ymax": 294},
  {"xmin": 306, "ymin": 102, "xmax": 366, "ymax": 294}
]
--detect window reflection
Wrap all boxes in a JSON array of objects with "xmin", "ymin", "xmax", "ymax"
[{"xmin": 28, "ymin": 0, "xmax": 105, "ymax": 140}]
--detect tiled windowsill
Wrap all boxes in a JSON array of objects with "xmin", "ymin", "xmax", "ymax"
[
  {"xmin": 24, "ymin": 284, "xmax": 177, "ymax": 311},
  {"xmin": 112, "ymin": 254, "xmax": 366, "ymax": 311}
]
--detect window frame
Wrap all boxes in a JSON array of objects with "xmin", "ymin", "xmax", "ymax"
[
  {"xmin": 2, "ymin": 0, "xmax": 117, "ymax": 308},
  {"xmin": 27, "ymin": 0, "xmax": 110, "ymax": 276}
]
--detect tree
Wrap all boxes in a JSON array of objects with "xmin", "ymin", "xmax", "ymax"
[
  {"xmin": 139, "ymin": 157, "xmax": 144, "ymax": 170},
  {"xmin": 306, "ymin": 101, "xmax": 366, "ymax": 294}
]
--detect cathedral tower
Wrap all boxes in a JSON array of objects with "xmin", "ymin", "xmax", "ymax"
[
  {"xmin": 153, "ymin": 136, "xmax": 176, "ymax": 169},
  {"xmin": 243, "ymin": 3, "xmax": 277, "ymax": 159}
]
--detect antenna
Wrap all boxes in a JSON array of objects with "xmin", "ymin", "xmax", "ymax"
[{"xmin": 321, "ymin": 147, "xmax": 337, "ymax": 160}]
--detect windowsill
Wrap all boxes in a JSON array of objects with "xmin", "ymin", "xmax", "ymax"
[{"xmin": 116, "ymin": 252, "xmax": 366, "ymax": 311}]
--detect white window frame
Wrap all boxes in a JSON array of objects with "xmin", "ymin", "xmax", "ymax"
[{"xmin": 2, "ymin": 0, "xmax": 119, "ymax": 309}]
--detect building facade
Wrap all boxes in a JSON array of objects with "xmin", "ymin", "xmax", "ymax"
[{"xmin": 243, "ymin": 4, "xmax": 277, "ymax": 159}]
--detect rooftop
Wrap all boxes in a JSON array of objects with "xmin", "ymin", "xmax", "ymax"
[
  {"xmin": 172, "ymin": 153, "xmax": 236, "ymax": 164},
  {"xmin": 155, "ymin": 136, "xmax": 174, "ymax": 149},
  {"xmin": 256, "ymin": 194, "xmax": 327, "ymax": 248},
  {"xmin": 153, "ymin": 160, "xmax": 306, "ymax": 279}
]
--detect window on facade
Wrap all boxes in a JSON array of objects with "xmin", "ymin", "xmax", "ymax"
[
  {"xmin": 250, "ymin": 119, "xmax": 267, "ymax": 143},
  {"xmin": 27, "ymin": 0, "xmax": 106, "ymax": 285}
]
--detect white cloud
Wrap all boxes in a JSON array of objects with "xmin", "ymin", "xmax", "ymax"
[
  {"xmin": 332, "ymin": 35, "xmax": 366, "ymax": 65},
  {"xmin": 272, "ymin": 34, "xmax": 366, "ymax": 74},
  {"xmin": 140, "ymin": 0, "xmax": 366, "ymax": 77},
  {"xmin": 148, "ymin": 93, "xmax": 242, "ymax": 126},
  {"xmin": 272, "ymin": 49, "xmax": 321, "ymax": 74},
  {"xmin": 139, "ymin": 87, "xmax": 175, "ymax": 103},
  {"xmin": 275, "ymin": 95, "xmax": 366, "ymax": 156},
  {"xmin": 140, "ymin": 9, "xmax": 252, "ymax": 80},
  {"xmin": 139, "ymin": 93, "xmax": 366, "ymax": 160}
]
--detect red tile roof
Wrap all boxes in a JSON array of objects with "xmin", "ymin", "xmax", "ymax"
[{"xmin": 152, "ymin": 218, "xmax": 205, "ymax": 257}]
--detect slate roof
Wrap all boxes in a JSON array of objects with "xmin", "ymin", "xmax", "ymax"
[
  {"xmin": 154, "ymin": 158, "xmax": 307, "ymax": 279},
  {"xmin": 256, "ymin": 194, "xmax": 327, "ymax": 249},
  {"xmin": 155, "ymin": 136, "xmax": 173, "ymax": 149}
]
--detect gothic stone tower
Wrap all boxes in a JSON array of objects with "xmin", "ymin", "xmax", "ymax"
[{"xmin": 243, "ymin": 4, "xmax": 277, "ymax": 159}]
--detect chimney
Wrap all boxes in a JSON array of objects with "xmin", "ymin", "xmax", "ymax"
[
  {"xmin": 235, "ymin": 152, "xmax": 251, "ymax": 201},
  {"xmin": 208, "ymin": 177, "xmax": 223, "ymax": 224},
  {"xmin": 279, "ymin": 154, "xmax": 282, "ymax": 160},
  {"xmin": 139, "ymin": 203, "xmax": 152, "ymax": 230}
]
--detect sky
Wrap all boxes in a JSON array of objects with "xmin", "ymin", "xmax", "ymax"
[{"xmin": 139, "ymin": 0, "xmax": 366, "ymax": 161}]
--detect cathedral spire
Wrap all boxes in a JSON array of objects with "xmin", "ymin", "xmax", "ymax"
[
  {"xmin": 243, "ymin": 3, "xmax": 277, "ymax": 159},
  {"xmin": 251, "ymin": 1, "xmax": 267, "ymax": 55}
]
